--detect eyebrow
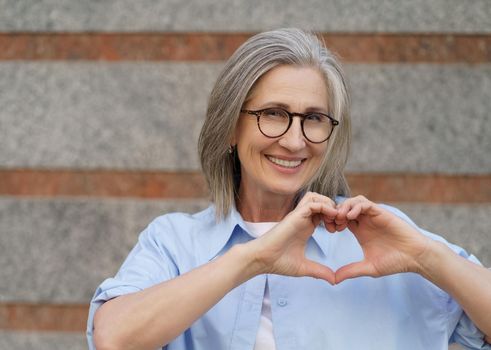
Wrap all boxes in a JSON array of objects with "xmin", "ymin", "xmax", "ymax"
[{"xmin": 257, "ymin": 101, "xmax": 329, "ymax": 114}]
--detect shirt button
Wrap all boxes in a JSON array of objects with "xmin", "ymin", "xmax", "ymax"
[{"xmin": 277, "ymin": 298, "xmax": 288, "ymax": 307}]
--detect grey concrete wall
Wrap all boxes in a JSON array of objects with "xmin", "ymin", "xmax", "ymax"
[
  {"xmin": 0, "ymin": 331, "xmax": 465, "ymax": 350},
  {"xmin": 0, "ymin": 0, "xmax": 490, "ymax": 33},
  {"xmin": 0, "ymin": 198, "xmax": 489, "ymax": 304},
  {"xmin": 1, "ymin": 63, "xmax": 490, "ymax": 173},
  {"xmin": 0, "ymin": 331, "xmax": 87, "ymax": 350},
  {"xmin": 0, "ymin": 1, "xmax": 489, "ymax": 349},
  {"xmin": 0, "ymin": 197, "xmax": 208, "ymax": 303}
]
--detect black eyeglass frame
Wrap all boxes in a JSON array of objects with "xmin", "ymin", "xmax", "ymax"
[{"xmin": 240, "ymin": 108, "xmax": 339, "ymax": 144}]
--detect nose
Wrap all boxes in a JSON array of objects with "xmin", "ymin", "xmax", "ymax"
[{"xmin": 278, "ymin": 117, "xmax": 306, "ymax": 151}]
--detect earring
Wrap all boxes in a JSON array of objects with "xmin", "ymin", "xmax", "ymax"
[{"xmin": 228, "ymin": 145, "xmax": 235, "ymax": 154}]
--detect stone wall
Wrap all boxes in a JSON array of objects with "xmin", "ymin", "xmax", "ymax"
[{"xmin": 1, "ymin": 1, "xmax": 490, "ymax": 348}]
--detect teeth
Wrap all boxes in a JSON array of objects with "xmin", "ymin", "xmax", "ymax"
[{"xmin": 267, "ymin": 156, "xmax": 302, "ymax": 168}]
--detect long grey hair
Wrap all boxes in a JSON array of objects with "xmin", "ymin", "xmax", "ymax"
[{"xmin": 198, "ymin": 28, "xmax": 351, "ymax": 219}]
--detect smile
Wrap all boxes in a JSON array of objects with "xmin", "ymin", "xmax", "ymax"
[{"xmin": 266, "ymin": 155, "xmax": 304, "ymax": 168}]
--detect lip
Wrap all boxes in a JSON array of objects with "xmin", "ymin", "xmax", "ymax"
[{"xmin": 265, "ymin": 154, "xmax": 307, "ymax": 174}]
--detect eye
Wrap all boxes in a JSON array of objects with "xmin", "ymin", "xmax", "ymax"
[
  {"xmin": 262, "ymin": 108, "xmax": 289, "ymax": 120},
  {"xmin": 305, "ymin": 113, "xmax": 326, "ymax": 123}
]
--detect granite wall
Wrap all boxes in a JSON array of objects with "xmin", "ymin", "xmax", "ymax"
[{"xmin": 0, "ymin": 1, "xmax": 490, "ymax": 348}]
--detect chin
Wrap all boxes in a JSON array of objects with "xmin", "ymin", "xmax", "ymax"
[{"xmin": 267, "ymin": 182, "xmax": 304, "ymax": 197}]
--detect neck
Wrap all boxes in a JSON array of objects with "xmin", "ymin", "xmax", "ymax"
[{"xmin": 237, "ymin": 185, "xmax": 297, "ymax": 222}]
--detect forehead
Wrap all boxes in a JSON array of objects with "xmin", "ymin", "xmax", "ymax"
[{"xmin": 245, "ymin": 65, "xmax": 329, "ymax": 110}]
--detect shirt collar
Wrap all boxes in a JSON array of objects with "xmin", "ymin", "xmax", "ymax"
[
  {"xmin": 205, "ymin": 205, "xmax": 249, "ymax": 261},
  {"xmin": 312, "ymin": 225, "xmax": 331, "ymax": 257},
  {"xmin": 205, "ymin": 204, "xmax": 331, "ymax": 261}
]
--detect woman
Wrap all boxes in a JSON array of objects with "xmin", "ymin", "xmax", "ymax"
[{"xmin": 87, "ymin": 28, "xmax": 491, "ymax": 349}]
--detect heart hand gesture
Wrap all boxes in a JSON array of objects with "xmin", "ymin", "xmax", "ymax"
[
  {"xmin": 250, "ymin": 194, "xmax": 431, "ymax": 285},
  {"xmin": 249, "ymin": 192, "xmax": 338, "ymax": 284},
  {"xmin": 332, "ymin": 196, "xmax": 432, "ymax": 283}
]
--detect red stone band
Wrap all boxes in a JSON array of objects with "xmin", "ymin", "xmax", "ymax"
[
  {"xmin": 0, "ymin": 169, "xmax": 489, "ymax": 203},
  {"xmin": 0, "ymin": 33, "xmax": 489, "ymax": 63}
]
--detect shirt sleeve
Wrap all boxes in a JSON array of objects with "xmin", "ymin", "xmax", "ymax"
[
  {"xmin": 380, "ymin": 204, "xmax": 491, "ymax": 349},
  {"xmin": 451, "ymin": 309, "xmax": 491, "ymax": 349},
  {"xmin": 86, "ymin": 219, "xmax": 180, "ymax": 350},
  {"xmin": 447, "ymin": 261, "xmax": 491, "ymax": 350}
]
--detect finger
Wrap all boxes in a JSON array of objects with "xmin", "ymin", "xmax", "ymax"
[
  {"xmin": 322, "ymin": 209, "xmax": 338, "ymax": 226},
  {"xmin": 305, "ymin": 202, "xmax": 338, "ymax": 218},
  {"xmin": 335, "ymin": 203, "xmax": 349, "ymax": 221},
  {"xmin": 346, "ymin": 201, "xmax": 376, "ymax": 221},
  {"xmin": 322, "ymin": 195, "xmax": 337, "ymax": 209},
  {"xmin": 294, "ymin": 202, "xmax": 338, "ymax": 234},
  {"xmin": 325, "ymin": 223, "xmax": 337, "ymax": 233},
  {"xmin": 297, "ymin": 192, "xmax": 312, "ymax": 206},
  {"xmin": 335, "ymin": 222, "xmax": 348, "ymax": 232},
  {"xmin": 346, "ymin": 202, "xmax": 363, "ymax": 220},
  {"xmin": 298, "ymin": 192, "xmax": 337, "ymax": 210},
  {"xmin": 319, "ymin": 198, "xmax": 339, "ymax": 232},
  {"xmin": 312, "ymin": 193, "xmax": 337, "ymax": 208},
  {"xmin": 312, "ymin": 213, "xmax": 321, "ymax": 227},
  {"xmin": 336, "ymin": 195, "xmax": 367, "ymax": 211},
  {"xmin": 335, "ymin": 261, "xmax": 376, "ymax": 284},
  {"xmin": 335, "ymin": 200, "xmax": 353, "ymax": 223},
  {"xmin": 336, "ymin": 196, "xmax": 370, "ymax": 224},
  {"xmin": 323, "ymin": 217, "xmax": 337, "ymax": 233},
  {"xmin": 297, "ymin": 191, "xmax": 319, "ymax": 206},
  {"xmin": 302, "ymin": 259, "xmax": 336, "ymax": 285}
]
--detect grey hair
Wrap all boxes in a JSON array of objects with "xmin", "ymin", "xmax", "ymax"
[{"xmin": 198, "ymin": 28, "xmax": 351, "ymax": 219}]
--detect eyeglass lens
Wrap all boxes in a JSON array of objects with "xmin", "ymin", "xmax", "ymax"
[{"xmin": 258, "ymin": 108, "xmax": 335, "ymax": 143}]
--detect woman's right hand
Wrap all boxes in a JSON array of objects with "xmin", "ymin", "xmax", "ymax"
[{"xmin": 246, "ymin": 192, "xmax": 338, "ymax": 284}]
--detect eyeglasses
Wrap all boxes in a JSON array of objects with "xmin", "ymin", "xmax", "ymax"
[{"xmin": 240, "ymin": 107, "xmax": 339, "ymax": 143}]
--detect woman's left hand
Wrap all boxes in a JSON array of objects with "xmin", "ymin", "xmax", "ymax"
[{"xmin": 332, "ymin": 196, "xmax": 432, "ymax": 284}]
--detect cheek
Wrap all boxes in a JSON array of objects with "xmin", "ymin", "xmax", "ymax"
[
  {"xmin": 311, "ymin": 142, "xmax": 327, "ymax": 157},
  {"xmin": 239, "ymin": 140, "xmax": 268, "ymax": 170},
  {"xmin": 309, "ymin": 146, "xmax": 327, "ymax": 169}
]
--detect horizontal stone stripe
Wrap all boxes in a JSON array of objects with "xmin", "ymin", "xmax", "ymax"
[
  {"xmin": 0, "ymin": 331, "xmax": 464, "ymax": 350},
  {"xmin": 0, "ymin": 305, "xmax": 478, "ymax": 350},
  {"xmin": 0, "ymin": 327, "xmax": 465, "ymax": 350},
  {"xmin": 1, "ymin": 33, "xmax": 490, "ymax": 63},
  {"xmin": 0, "ymin": 327, "xmax": 469, "ymax": 350},
  {"xmin": 0, "ymin": 304, "xmax": 87, "ymax": 332},
  {"xmin": 0, "ymin": 0, "xmax": 489, "ymax": 33},
  {"xmin": 0, "ymin": 330, "xmax": 86, "ymax": 349},
  {"xmin": 0, "ymin": 197, "xmax": 489, "ymax": 303},
  {"xmin": 0, "ymin": 33, "xmax": 249, "ymax": 62},
  {"xmin": 1, "ymin": 63, "xmax": 490, "ymax": 173},
  {"xmin": 0, "ymin": 169, "xmax": 490, "ymax": 203},
  {"xmin": 0, "ymin": 169, "xmax": 208, "ymax": 199},
  {"xmin": 348, "ymin": 173, "xmax": 491, "ymax": 203}
]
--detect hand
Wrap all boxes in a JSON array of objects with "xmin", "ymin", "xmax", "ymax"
[
  {"xmin": 333, "ymin": 196, "xmax": 432, "ymax": 284},
  {"xmin": 248, "ymin": 192, "xmax": 338, "ymax": 284}
]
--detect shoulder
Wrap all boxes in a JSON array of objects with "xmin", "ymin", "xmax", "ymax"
[
  {"xmin": 133, "ymin": 204, "xmax": 221, "ymax": 268},
  {"xmin": 143, "ymin": 205, "xmax": 216, "ymax": 241},
  {"xmin": 150, "ymin": 205, "xmax": 215, "ymax": 229}
]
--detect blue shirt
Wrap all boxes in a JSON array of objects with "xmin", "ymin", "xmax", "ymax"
[{"xmin": 87, "ymin": 204, "xmax": 490, "ymax": 350}]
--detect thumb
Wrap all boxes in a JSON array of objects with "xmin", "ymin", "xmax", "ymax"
[
  {"xmin": 335, "ymin": 261, "xmax": 376, "ymax": 284},
  {"xmin": 302, "ymin": 260, "xmax": 336, "ymax": 285}
]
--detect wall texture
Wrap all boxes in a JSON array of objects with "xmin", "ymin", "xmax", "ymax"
[{"xmin": 0, "ymin": 1, "xmax": 490, "ymax": 349}]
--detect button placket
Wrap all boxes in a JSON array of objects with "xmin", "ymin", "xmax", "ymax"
[
  {"xmin": 268, "ymin": 274, "xmax": 297, "ymax": 349},
  {"xmin": 229, "ymin": 274, "xmax": 267, "ymax": 349}
]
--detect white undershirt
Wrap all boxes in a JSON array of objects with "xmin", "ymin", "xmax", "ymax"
[{"xmin": 243, "ymin": 221, "xmax": 278, "ymax": 350}]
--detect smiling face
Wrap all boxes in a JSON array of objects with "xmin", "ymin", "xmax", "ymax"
[{"xmin": 234, "ymin": 64, "xmax": 329, "ymax": 205}]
